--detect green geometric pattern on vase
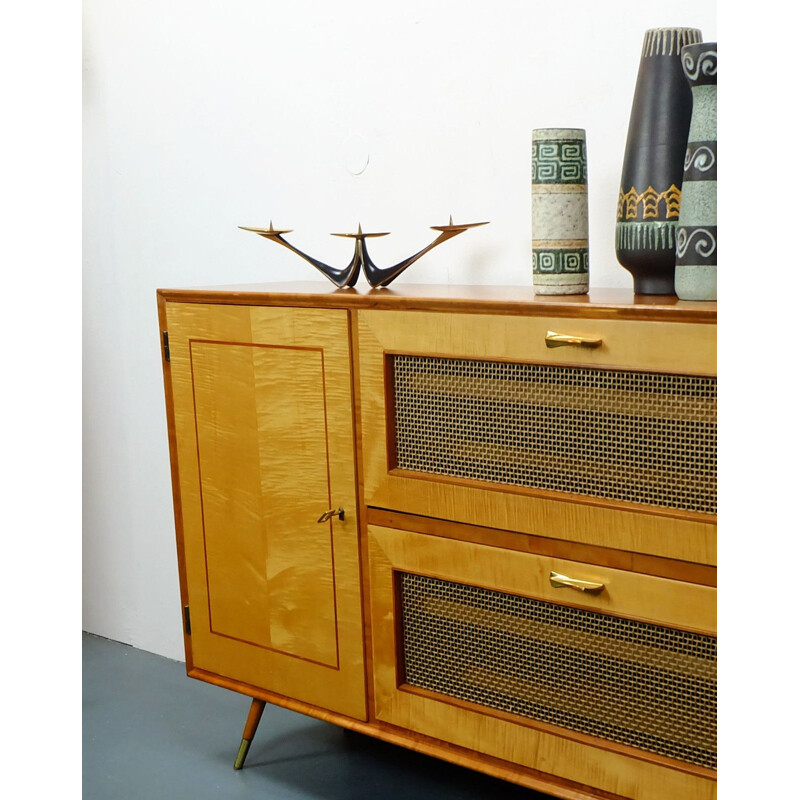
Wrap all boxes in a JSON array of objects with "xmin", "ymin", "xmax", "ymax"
[
  {"xmin": 531, "ymin": 140, "xmax": 587, "ymax": 184},
  {"xmin": 532, "ymin": 249, "xmax": 589, "ymax": 274}
]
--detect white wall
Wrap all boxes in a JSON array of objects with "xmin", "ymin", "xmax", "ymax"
[{"xmin": 83, "ymin": 0, "xmax": 717, "ymax": 661}]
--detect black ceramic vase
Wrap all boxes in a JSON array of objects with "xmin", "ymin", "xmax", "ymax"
[{"xmin": 616, "ymin": 27, "xmax": 702, "ymax": 294}]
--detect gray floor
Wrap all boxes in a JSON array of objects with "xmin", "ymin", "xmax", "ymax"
[{"xmin": 83, "ymin": 632, "xmax": 550, "ymax": 799}]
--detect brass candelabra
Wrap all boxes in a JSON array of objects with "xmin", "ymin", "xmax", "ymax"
[{"xmin": 239, "ymin": 218, "xmax": 489, "ymax": 288}]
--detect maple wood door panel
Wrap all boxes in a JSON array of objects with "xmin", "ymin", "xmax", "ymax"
[{"xmin": 166, "ymin": 303, "xmax": 365, "ymax": 720}]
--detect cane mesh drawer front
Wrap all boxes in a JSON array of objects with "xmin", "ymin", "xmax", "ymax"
[
  {"xmin": 392, "ymin": 355, "xmax": 717, "ymax": 514},
  {"xmin": 400, "ymin": 572, "xmax": 717, "ymax": 770}
]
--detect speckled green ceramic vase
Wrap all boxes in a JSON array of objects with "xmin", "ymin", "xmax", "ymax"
[
  {"xmin": 531, "ymin": 128, "xmax": 588, "ymax": 295},
  {"xmin": 675, "ymin": 42, "xmax": 717, "ymax": 301}
]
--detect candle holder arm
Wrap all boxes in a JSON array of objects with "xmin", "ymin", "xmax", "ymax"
[
  {"xmin": 239, "ymin": 227, "xmax": 361, "ymax": 288},
  {"xmin": 361, "ymin": 228, "xmax": 466, "ymax": 288}
]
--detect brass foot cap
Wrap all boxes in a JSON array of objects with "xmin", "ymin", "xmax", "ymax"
[{"xmin": 233, "ymin": 738, "xmax": 251, "ymax": 770}]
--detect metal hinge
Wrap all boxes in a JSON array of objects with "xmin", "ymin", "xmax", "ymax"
[
  {"xmin": 183, "ymin": 605, "xmax": 191, "ymax": 635},
  {"xmin": 162, "ymin": 331, "xmax": 171, "ymax": 362}
]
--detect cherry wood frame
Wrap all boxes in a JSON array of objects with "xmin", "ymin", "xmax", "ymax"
[{"xmin": 157, "ymin": 284, "xmax": 717, "ymax": 800}]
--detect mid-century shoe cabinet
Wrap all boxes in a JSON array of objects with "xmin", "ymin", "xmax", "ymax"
[{"xmin": 157, "ymin": 282, "xmax": 717, "ymax": 800}]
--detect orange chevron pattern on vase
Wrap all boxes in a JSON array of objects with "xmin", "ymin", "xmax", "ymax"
[{"xmin": 617, "ymin": 185, "xmax": 682, "ymax": 221}]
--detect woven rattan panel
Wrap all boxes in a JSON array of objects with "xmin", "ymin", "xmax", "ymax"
[
  {"xmin": 392, "ymin": 355, "xmax": 716, "ymax": 514},
  {"xmin": 400, "ymin": 573, "xmax": 717, "ymax": 769}
]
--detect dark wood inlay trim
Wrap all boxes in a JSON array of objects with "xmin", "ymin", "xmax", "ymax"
[
  {"xmin": 367, "ymin": 508, "xmax": 717, "ymax": 587},
  {"xmin": 158, "ymin": 285, "xmax": 717, "ymax": 324}
]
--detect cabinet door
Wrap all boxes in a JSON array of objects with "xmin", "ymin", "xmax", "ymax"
[
  {"xmin": 358, "ymin": 309, "xmax": 717, "ymax": 565},
  {"xmin": 368, "ymin": 525, "xmax": 717, "ymax": 800},
  {"xmin": 165, "ymin": 302, "xmax": 365, "ymax": 720}
]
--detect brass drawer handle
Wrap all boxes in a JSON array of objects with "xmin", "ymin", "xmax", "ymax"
[
  {"xmin": 549, "ymin": 571, "xmax": 605, "ymax": 595},
  {"xmin": 545, "ymin": 331, "xmax": 603, "ymax": 349},
  {"xmin": 317, "ymin": 507, "xmax": 345, "ymax": 523}
]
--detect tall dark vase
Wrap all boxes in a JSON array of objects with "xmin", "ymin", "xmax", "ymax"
[
  {"xmin": 616, "ymin": 27, "xmax": 702, "ymax": 295},
  {"xmin": 675, "ymin": 42, "xmax": 717, "ymax": 301}
]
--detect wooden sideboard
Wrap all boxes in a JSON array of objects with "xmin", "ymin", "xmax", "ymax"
[{"xmin": 157, "ymin": 283, "xmax": 717, "ymax": 800}]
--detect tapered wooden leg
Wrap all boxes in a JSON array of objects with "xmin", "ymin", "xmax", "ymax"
[{"xmin": 233, "ymin": 698, "xmax": 266, "ymax": 770}]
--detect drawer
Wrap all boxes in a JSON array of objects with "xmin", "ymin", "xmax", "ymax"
[
  {"xmin": 358, "ymin": 310, "xmax": 717, "ymax": 565},
  {"xmin": 367, "ymin": 525, "xmax": 717, "ymax": 800}
]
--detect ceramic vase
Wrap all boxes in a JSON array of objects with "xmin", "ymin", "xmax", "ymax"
[
  {"xmin": 675, "ymin": 42, "xmax": 717, "ymax": 301},
  {"xmin": 616, "ymin": 27, "xmax": 702, "ymax": 294},
  {"xmin": 531, "ymin": 128, "xmax": 588, "ymax": 295}
]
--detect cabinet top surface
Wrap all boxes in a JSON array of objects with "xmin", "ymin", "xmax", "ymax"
[{"xmin": 157, "ymin": 282, "xmax": 716, "ymax": 323}]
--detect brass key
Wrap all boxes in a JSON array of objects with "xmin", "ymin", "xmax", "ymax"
[{"xmin": 317, "ymin": 507, "xmax": 345, "ymax": 523}]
